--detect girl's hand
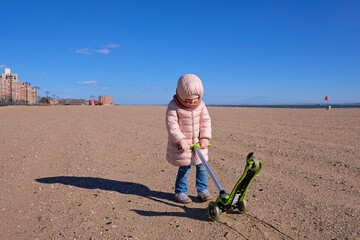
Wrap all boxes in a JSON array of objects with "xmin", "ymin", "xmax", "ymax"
[
  {"xmin": 179, "ymin": 139, "xmax": 190, "ymax": 151},
  {"xmin": 200, "ymin": 139, "xmax": 209, "ymax": 149}
]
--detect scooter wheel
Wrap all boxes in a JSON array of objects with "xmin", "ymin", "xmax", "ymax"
[
  {"xmin": 207, "ymin": 201, "xmax": 220, "ymax": 221},
  {"xmin": 237, "ymin": 199, "xmax": 247, "ymax": 213},
  {"xmin": 251, "ymin": 159, "xmax": 261, "ymax": 172}
]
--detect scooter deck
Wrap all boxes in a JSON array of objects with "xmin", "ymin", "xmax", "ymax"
[
  {"xmin": 180, "ymin": 144, "xmax": 262, "ymax": 220},
  {"xmin": 213, "ymin": 152, "xmax": 262, "ymax": 214}
]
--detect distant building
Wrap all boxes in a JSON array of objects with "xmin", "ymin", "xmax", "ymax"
[
  {"xmin": 103, "ymin": 95, "xmax": 113, "ymax": 105},
  {"xmin": 0, "ymin": 68, "xmax": 37, "ymax": 104},
  {"xmin": 58, "ymin": 99, "xmax": 86, "ymax": 105},
  {"xmin": 2, "ymin": 68, "xmax": 18, "ymax": 82},
  {"xmin": 49, "ymin": 100, "xmax": 58, "ymax": 105},
  {"xmin": 0, "ymin": 75, "xmax": 11, "ymax": 101}
]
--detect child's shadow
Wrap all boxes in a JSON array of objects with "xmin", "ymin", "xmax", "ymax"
[{"xmin": 36, "ymin": 176, "xmax": 208, "ymax": 221}]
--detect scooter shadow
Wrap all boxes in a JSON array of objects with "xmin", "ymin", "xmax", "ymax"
[
  {"xmin": 131, "ymin": 206, "xmax": 207, "ymax": 221},
  {"xmin": 36, "ymin": 176, "xmax": 208, "ymax": 221}
]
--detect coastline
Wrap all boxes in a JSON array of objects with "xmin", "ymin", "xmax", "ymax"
[{"xmin": 208, "ymin": 103, "xmax": 360, "ymax": 108}]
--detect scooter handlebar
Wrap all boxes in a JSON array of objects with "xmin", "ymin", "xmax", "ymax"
[{"xmin": 177, "ymin": 142, "xmax": 211, "ymax": 151}]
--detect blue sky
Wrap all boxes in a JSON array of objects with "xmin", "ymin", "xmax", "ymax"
[{"xmin": 1, "ymin": 0, "xmax": 359, "ymax": 105}]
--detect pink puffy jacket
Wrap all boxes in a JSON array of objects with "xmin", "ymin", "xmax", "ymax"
[{"xmin": 165, "ymin": 74, "xmax": 212, "ymax": 166}]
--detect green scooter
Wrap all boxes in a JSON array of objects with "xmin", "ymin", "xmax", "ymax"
[{"xmin": 181, "ymin": 143, "xmax": 262, "ymax": 221}]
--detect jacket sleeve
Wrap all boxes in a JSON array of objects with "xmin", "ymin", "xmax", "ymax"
[
  {"xmin": 166, "ymin": 101, "xmax": 186, "ymax": 144},
  {"xmin": 200, "ymin": 103, "xmax": 212, "ymax": 140}
]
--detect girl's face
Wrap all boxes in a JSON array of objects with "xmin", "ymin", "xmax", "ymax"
[{"xmin": 185, "ymin": 97, "xmax": 199, "ymax": 104}]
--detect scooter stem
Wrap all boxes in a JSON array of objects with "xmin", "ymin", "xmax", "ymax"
[{"xmin": 194, "ymin": 147, "xmax": 224, "ymax": 192}]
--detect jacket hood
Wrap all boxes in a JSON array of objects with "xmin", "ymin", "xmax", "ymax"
[{"xmin": 176, "ymin": 74, "xmax": 204, "ymax": 101}]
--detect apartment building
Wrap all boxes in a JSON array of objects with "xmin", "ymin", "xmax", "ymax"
[
  {"xmin": 0, "ymin": 68, "xmax": 37, "ymax": 104},
  {"xmin": 0, "ymin": 76, "xmax": 10, "ymax": 101}
]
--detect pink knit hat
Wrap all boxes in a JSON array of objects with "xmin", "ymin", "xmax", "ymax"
[{"xmin": 176, "ymin": 74, "xmax": 204, "ymax": 101}]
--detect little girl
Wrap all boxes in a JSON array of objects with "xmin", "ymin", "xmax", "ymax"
[{"xmin": 165, "ymin": 74, "xmax": 212, "ymax": 204}]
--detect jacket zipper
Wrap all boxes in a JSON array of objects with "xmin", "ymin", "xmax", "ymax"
[{"xmin": 191, "ymin": 111, "xmax": 195, "ymax": 144}]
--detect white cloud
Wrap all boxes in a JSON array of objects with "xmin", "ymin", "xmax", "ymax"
[
  {"xmin": 75, "ymin": 48, "xmax": 93, "ymax": 55},
  {"xmin": 0, "ymin": 65, "xmax": 6, "ymax": 69},
  {"xmin": 77, "ymin": 81, "xmax": 98, "ymax": 85},
  {"xmin": 145, "ymin": 86, "xmax": 163, "ymax": 90},
  {"xmin": 103, "ymin": 43, "xmax": 120, "ymax": 48},
  {"xmin": 94, "ymin": 49, "xmax": 110, "ymax": 54},
  {"xmin": 75, "ymin": 48, "xmax": 111, "ymax": 55}
]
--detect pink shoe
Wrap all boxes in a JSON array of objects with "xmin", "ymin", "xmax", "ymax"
[
  {"xmin": 197, "ymin": 190, "xmax": 212, "ymax": 201},
  {"xmin": 175, "ymin": 193, "xmax": 192, "ymax": 204}
]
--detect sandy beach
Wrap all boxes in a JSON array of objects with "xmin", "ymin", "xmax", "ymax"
[{"xmin": 0, "ymin": 105, "xmax": 359, "ymax": 239}]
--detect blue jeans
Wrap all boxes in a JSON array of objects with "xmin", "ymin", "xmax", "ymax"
[{"xmin": 175, "ymin": 163, "xmax": 207, "ymax": 194}]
